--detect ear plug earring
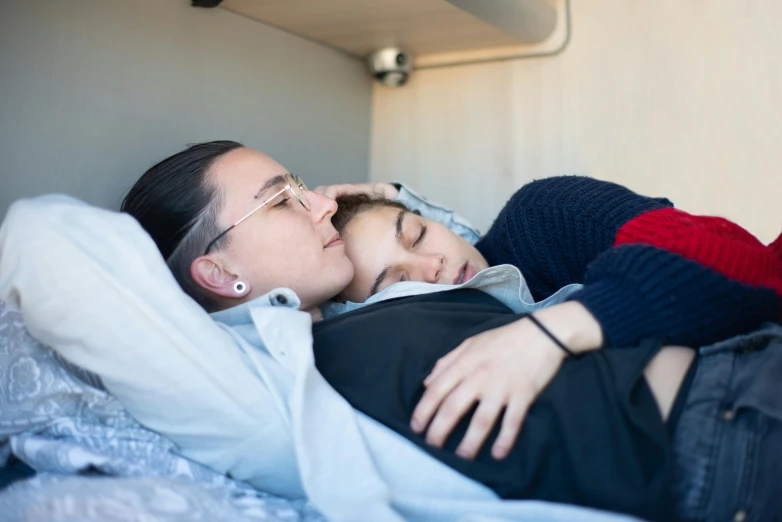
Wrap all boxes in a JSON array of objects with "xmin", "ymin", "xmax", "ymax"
[{"xmin": 233, "ymin": 281, "xmax": 248, "ymax": 295}]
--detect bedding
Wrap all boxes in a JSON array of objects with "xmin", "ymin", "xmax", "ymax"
[
  {"xmin": 0, "ymin": 299, "xmax": 325, "ymax": 522},
  {"xmin": 0, "ymin": 475, "xmax": 322, "ymax": 522},
  {"xmin": 0, "ymin": 196, "xmax": 641, "ymax": 522}
]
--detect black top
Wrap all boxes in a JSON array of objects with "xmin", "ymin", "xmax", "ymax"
[{"xmin": 313, "ymin": 289, "xmax": 677, "ymax": 522}]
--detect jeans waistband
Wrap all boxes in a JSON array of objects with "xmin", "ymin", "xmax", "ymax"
[{"xmin": 691, "ymin": 321, "xmax": 782, "ymax": 422}]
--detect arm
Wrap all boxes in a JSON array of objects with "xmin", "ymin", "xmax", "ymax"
[
  {"xmin": 0, "ymin": 196, "xmax": 300, "ymax": 496},
  {"xmin": 573, "ymin": 243, "xmax": 781, "ymax": 347},
  {"xmin": 475, "ymin": 175, "xmax": 781, "ymax": 347},
  {"xmin": 414, "ymin": 176, "xmax": 780, "ymax": 460},
  {"xmin": 474, "ymin": 175, "xmax": 673, "ymax": 300},
  {"xmin": 412, "ymin": 300, "xmax": 603, "ymax": 460}
]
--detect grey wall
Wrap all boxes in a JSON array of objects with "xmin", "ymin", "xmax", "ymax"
[{"xmin": 0, "ymin": 0, "xmax": 373, "ymax": 216}]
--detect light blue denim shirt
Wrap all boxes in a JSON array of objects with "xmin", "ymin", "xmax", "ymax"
[{"xmin": 0, "ymin": 194, "xmax": 633, "ymax": 522}]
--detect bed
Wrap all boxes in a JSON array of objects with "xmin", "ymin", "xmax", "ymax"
[
  {"xmin": 0, "ymin": 299, "xmax": 326, "ymax": 521},
  {"xmin": 0, "ymin": 196, "xmax": 642, "ymax": 522}
]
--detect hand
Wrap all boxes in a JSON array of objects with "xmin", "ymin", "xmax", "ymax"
[
  {"xmin": 312, "ymin": 182, "xmax": 399, "ymax": 201},
  {"xmin": 410, "ymin": 301, "xmax": 603, "ymax": 460}
]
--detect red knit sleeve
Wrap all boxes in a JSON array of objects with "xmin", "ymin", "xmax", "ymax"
[{"xmin": 614, "ymin": 207, "xmax": 782, "ymax": 297}]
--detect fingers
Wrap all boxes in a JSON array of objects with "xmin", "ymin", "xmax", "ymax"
[
  {"xmin": 491, "ymin": 393, "xmax": 532, "ymax": 460},
  {"xmin": 411, "ymin": 353, "xmax": 469, "ymax": 434},
  {"xmin": 311, "ymin": 182, "xmax": 399, "ymax": 201},
  {"xmin": 375, "ymin": 182, "xmax": 399, "ymax": 199},
  {"xmin": 312, "ymin": 184, "xmax": 345, "ymax": 199},
  {"xmin": 424, "ymin": 344, "xmax": 466, "ymax": 386},
  {"xmin": 423, "ymin": 376, "xmax": 482, "ymax": 448},
  {"xmin": 454, "ymin": 386, "xmax": 506, "ymax": 459}
]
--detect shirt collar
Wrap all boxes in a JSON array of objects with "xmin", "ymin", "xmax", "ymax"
[
  {"xmin": 211, "ymin": 287, "xmax": 302, "ymax": 326},
  {"xmin": 320, "ymin": 264, "xmax": 550, "ymax": 318}
]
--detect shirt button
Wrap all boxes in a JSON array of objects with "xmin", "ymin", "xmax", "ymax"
[
  {"xmin": 733, "ymin": 509, "xmax": 747, "ymax": 522},
  {"xmin": 276, "ymin": 294, "xmax": 288, "ymax": 305},
  {"xmin": 722, "ymin": 409, "xmax": 735, "ymax": 421}
]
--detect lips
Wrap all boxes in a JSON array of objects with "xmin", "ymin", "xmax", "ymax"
[
  {"xmin": 325, "ymin": 233, "xmax": 344, "ymax": 248},
  {"xmin": 453, "ymin": 262, "xmax": 476, "ymax": 285}
]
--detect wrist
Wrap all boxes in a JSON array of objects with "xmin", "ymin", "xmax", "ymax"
[{"xmin": 532, "ymin": 301, "xmax": 604, "ymax": 354}]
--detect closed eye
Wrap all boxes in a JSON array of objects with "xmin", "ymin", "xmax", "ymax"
[
  {"xmin": 273, "ymin": 197, "xmax": 290, "ymax": 208},
  {"xmin": 412, "ymin": 225, "xmax": 427, "ymax": 248}
]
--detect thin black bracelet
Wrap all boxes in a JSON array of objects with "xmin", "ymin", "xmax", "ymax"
[{"xmin": 527, "ymin": 314, "xmax": 576, "ymax": 358}]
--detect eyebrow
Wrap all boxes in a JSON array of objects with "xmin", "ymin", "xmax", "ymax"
[
  {"xmin": 368, "ymin": 210, "xmax": 408, "ymax": 299},
  {"xmin": 254, "ymin": 174, "xmax": 287, "ymax": 199},
  {"xmin": 395, "ymin": 209, "xmax": 405, "ymax": 241},
  {"xmin": 369, "ymin": 266, "xmax": 390, "ymax": 298}
]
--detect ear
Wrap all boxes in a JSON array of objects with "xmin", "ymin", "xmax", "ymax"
[{"xmin": 190, "ymin": 255, "xmax": 246, "ymax": 299}]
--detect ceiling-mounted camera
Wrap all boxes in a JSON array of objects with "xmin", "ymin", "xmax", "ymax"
[{"xmin": 367, "ymin": 48, "xmax": 413, "ymax": 87}]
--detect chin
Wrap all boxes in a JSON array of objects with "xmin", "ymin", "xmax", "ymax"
[{"xmin": 317, "ymin": 262, "xmax": 355, "ymax": 304}]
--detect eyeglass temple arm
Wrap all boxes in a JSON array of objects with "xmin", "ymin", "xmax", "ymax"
[{"xmin": 202, "ymin": 184, "xmax": 290, "ymax": 256}]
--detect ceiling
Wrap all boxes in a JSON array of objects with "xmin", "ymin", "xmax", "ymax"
[{"xmin": 220, "ymin": 0, "xmax": 558, "ymax": 59}]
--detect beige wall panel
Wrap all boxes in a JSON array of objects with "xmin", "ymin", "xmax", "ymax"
[{"xmin": 371, "ymin": 0, "xmax": 782, "ymax": 242}]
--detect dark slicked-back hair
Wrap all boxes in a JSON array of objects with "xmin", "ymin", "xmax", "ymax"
[{"xmin": 121, "ymin": 140, "xmax": 244, "ymax": 311}]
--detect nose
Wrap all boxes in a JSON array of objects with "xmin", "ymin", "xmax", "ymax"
[
  {"xmin": 418, "ymin": 252, "xmax": 445, "ymax": 283},
  {"xmin": 307, "ymin": 190, "xmax": 338, "ymax": 223}
]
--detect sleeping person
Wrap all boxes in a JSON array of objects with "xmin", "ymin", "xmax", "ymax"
[
  {"xmin": 325, "ymin": 176, "xmax": 782, "ymax": 324},
  {"xmin": 320, "ymin": 177, "xmax": 782, "ymax": 521},
  {"xmin": 3, "ymin": 140, "xmax": 781, "ymax": 522}
]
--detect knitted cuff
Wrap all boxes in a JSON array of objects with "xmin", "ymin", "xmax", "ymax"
[
  {"xmin": 571, "ymin": 245, "xmax": 781, "ymax": 349},
  {"xmin": 570, "ymin": 280, "xmax": 651, "ymax": 348}
]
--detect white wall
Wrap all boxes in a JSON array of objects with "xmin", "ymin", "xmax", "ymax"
[
  {"xmin": 0, "ymin": 0, "xmax": 372, "ymax": 215},
  {"xmin": 371, "ymin": 0, "xmax": 782, "ymax": 242}
]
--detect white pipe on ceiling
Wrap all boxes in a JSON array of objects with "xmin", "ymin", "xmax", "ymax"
[{"xmin": 446, "ymin": 0, "xmax": 557, "ymax": 44}]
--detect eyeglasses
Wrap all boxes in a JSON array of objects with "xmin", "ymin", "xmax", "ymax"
[{"xmin": 203, "ymin": 172, "xmax": 310, "ymax": 256}]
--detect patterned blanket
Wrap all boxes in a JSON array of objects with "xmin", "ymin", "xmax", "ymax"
[{"xmin": 0, "ymin": 300, "xmax": 325, "ymax": 522}]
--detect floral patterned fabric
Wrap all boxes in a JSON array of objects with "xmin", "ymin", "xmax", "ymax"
[
  {"xmin": 0, "ymin": 300, "xmax": 325, "ymax": 522},
  {"xmin": 0, "ymin": 474, "xmax": 321, "ymax": 522}
]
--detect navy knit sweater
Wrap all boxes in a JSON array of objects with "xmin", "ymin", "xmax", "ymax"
[{"xmin": 474, "ymin": 176, "xmax": 782, "ymax": 348}]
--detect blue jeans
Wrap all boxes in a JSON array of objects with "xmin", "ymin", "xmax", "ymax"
[{"xmin": 673, "ymin": 322, "xmax": 782, "ymax": 522}]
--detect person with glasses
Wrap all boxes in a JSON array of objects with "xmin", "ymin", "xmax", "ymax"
[
  {"xmin": 121, "ymin": 141, "xmax": 353, "ymax": 320},
  {"xmin": 4, "ymin": 140, "xmax": 781, "ymax": 521}
]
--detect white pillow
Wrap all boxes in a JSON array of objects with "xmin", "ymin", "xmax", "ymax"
[{"xmin": 0, "ymin": 196, "xmax": 302, "ymax": 497}]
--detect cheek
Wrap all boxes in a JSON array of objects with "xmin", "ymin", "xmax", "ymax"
[
  {"xmin": 344, "ymin": 241, "xmax": 389, "ymax": 287},
  {"xmin": 429, "ymin": 224, "xmax": 465, "ymax": 254},
  {"xmin": 429, "ymin": 224, "xmax": 484, "ymax": 265},
  {"xmin": 232, "ymin": 220, "xmax": 311, "ymax": 275},
  {"xmin": 343, "ymin": 243, "xmax": 370, "ymax": 276},
  {"xmin": 237, "ymin": 226, "xmax": 287, "ymax": 260}
]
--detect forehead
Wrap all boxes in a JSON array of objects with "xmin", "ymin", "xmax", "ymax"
[
  {"xmin": 345, "ymin": 205, "xmax": 404, "ymax": 241},
  {"xmin": 208, "ymin": 147, "xmax": 288, "ymax": 220},
  {"xmin": 209, "ymin": 147, "xmax": 287, "ymax": 197},
  {"xmin": 343, "ymin": 206, "xmax": 411, "ymax": 268}
]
